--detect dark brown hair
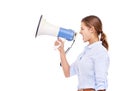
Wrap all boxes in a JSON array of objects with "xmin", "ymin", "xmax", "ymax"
[{"xmin": 81, "ymin": 15, "xmax": 109, "ymax": 50}]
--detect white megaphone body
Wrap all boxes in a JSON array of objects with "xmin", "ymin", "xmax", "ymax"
[{"xmin": 35, "ymin": 15, "xmax": 76, "ymax": 41}]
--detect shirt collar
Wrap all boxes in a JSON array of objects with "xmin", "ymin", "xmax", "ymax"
[{"xmin": 86, "ymin": 41, "xmax": 102, "ymax": 49}]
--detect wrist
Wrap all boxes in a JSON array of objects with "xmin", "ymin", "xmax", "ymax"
[{"xmin": 59, "ymin": 48, "xmax": 65, "ymax": 54}]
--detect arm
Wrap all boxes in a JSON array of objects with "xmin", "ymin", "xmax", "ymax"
[{"xmin": 54, "ymin": 38, "xmax": 70, "ymax": 77}]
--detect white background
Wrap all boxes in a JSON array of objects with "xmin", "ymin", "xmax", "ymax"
[{"xmin": 0, "ymin": 0, "xmax": 119, "ymax": 91}]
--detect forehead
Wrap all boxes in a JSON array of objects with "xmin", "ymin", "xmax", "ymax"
[{"xmin": 81, "ymin": 22, "xmax": 87, "ymax": 27}]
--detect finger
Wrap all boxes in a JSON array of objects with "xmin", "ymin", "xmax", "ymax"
[
  {"xmin": 54, "ymin": 40, "xmax": 61, "ymax": 50},
  {"xmin": 58, "ymin": 37, "xmax": 65, "ymax": 43}
]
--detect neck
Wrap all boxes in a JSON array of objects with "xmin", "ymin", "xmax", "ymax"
[{"xmin": 89, "ymin": 37, "xmax": 99, "ymax": 45}]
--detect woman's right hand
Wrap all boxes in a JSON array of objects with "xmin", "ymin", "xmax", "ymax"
[{"xmin": 54, "ymin": 38, "xmax": 65, "ymax": 52}]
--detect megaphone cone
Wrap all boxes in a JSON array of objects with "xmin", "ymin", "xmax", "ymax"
[{"xmin": 35, "ymin": 15, "xmax": 76, "ymax": 41}]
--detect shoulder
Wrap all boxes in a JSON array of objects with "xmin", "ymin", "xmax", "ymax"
[{"xmin": 89, "ymin": 42, "xmax": 109, "ymax": 60}]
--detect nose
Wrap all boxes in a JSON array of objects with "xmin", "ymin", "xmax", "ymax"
[{"xmin": 79, "ymin": 30, "xmax": 82, "ymax": 34}]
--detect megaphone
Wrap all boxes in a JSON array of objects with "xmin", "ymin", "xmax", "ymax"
[{"xmin": 35, "ymin": 15, "xmax": 76, "ymax": 41}]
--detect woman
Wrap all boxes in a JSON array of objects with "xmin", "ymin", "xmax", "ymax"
[{"xmin": 54, "ymin": 15, "xmax": 110, "ymax": 91}]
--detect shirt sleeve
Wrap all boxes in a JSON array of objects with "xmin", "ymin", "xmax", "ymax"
[
  {"xmin": 94, "ymin": 51, "xmax": 110, "ymax": 90},
  {"xmin": 70, "ymin": 62, "xmax": 77, "ymax": 76}
]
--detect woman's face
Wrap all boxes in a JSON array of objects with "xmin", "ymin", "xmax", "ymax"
[{"xmin": 80, "ymin": 22, "xmax": 92, "ymax": 42}]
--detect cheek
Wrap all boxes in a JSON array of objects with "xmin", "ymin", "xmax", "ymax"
[{"xmin": 83, "ymin": 32, "xmax": 90, "ymax": 41}]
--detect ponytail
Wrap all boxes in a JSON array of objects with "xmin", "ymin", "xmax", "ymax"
[{"xmin": 100, "ymin": 32, "xmax": 109, "ymax": 50}]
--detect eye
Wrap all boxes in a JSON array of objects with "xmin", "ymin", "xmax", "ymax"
[{"xmin": 81, "ymin": 27, "xmax": 84, "ymax": 30}]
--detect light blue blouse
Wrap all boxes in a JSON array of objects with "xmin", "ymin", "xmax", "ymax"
[{"xmin": 70, "ymin": 41, "xmax": 110, "ymax": 90}]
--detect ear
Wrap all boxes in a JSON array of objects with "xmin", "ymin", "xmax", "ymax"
[{"xmin": 89, "ymin": 26, "xmax": 95, "ymax": 33}]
